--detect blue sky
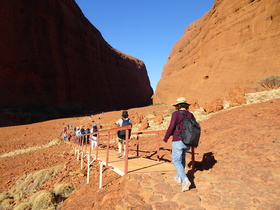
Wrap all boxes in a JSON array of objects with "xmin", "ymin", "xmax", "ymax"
[{"xmin": 75, "ymin": 0, "xmax": 215, "ymax": 91}]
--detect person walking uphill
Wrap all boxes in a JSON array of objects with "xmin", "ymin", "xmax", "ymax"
[
  {"xmin": 163, "ymin": 97, "xmax": 196, "ymax": 192},
  {"xmin": 115, "ymin": 111, "xmax": 132, "ymax": 158},
  {"xmin": 91, "ymin": 124, "xmax": 98, "ymax": 149}
]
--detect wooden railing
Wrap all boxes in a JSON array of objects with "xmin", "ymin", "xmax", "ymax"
[{"xmin": 70, "ymin": 126, "xmax": 195, "ymax": 185}]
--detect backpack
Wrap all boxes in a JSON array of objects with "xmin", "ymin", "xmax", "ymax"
[
  {"xmin": 176, "ymin": 111, "xmax": 201, "ymax": 147},
  {"xmin": 92, "ymin": 128, "xmax": 98, "ymax": 137},
  {"xmin": 85, "ymin": 128, "xmax": 90, "ymax": 134},
  {"xmin": 118, "ymin": 118, "xmax": 131, "ymax": 140},
  {"xmin": 81, "ymin": 128, "xmax": 85, "ymax": 134}
]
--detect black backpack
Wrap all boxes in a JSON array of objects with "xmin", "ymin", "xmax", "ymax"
[
  {"xmin": 81, "ymin": 128, "xmax": 85, "ymax": 134},
  {"xmin": 92, "ymin": 128, "xmax": 98, "ymax": 137},
  {"xmin": 118, "ymin": 118, "xmax": 131, "ymax": 140},
  {"xmin": 176, "ymin": 111, "xmax": 201, "ymax": 147}
]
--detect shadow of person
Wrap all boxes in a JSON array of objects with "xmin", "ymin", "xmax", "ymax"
[
  {"xmin": 194, "ymin": 152, "xmax": 217, "ymax": 171},
  {"xmin": 187, "ymin": 169, "xmax": 196, "ymax": 189},
  {"xmin": 187, "ymin": 152, "xmax": 217, "ymax": 189}
]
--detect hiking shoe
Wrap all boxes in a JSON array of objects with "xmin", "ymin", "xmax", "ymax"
[
  {"xmin": 182, "ymin": 178, "xmax": 191, "ymax": 192},
  {"xmin": 174, "ymin": 175, "xmax": 182, "ymax": 183},
  {"xmin": 117, "ymin": 153, "xmax": 123, "ymax": 158}
]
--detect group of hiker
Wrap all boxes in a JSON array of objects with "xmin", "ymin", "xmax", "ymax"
[
  {"xmin": 63, "ymin": 96, "xmax": 200, "ymax": 192},
  {"xmin": 63, "ymin": 123, "xmax": 99, "ymax": 149},
  {"xmin": 63, "ymin": 111, "xmax": 133, "ymax": 155}
]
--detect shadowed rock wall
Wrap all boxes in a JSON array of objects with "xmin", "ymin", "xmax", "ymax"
[
  {"xmin": 153, "ymin": 0, "xmax": 280, "ymax": 106},
  {"xmin": 0, "ymin": 0, "xmax": 153, "ymax": 118}
]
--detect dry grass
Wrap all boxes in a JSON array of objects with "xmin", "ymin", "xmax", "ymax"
[
  {"xmin": 13, "ymin": 202, "xmax": 32, "ymax": 210},
  {"xmin": 30, "ymin": 190, "xmax": 55, "ymax": 210},
  {"xmin": 53, "ymin": 183, "xmax": 75, "ymax": 204},
  {"xmin": 0, "ymin": 165, "xmax": 63, "ymax": 209},
  {"xmin": 0, "ymin": 139, "xmax": 61, "ymax": 158},
  {"xmin": 246, "ymin": 89, "xmax": 280, "ymax": 104}
]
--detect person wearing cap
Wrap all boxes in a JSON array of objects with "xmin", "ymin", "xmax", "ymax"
[
  {"xmin": 115, "ymin": 111, "xmax": 132, "ymax": 158},
  {"xmin": 91, "ymin": 124, "xmax": 98, "ymax": 149},
  {"xmin": 163, "ymin": 97, "xmax": 196, "ymax": 192}
]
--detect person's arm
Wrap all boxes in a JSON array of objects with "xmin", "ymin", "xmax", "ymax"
[
  {"xmin": 163, "ymin": 112, "xmax": 178, "ymax": 142},
  {"xmin": 115, "ymin": 118, "xmax": 122, "ymax": 126}
]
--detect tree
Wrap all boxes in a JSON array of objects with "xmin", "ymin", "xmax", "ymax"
[{"xmin": 257, "ymin": 75, "xmax": 280, "ymax": 90}]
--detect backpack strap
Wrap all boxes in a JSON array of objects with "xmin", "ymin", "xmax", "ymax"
[
  {"xmin": 178, "ymin": 110, "xmax": 192, "ymax": 119},
  {"xmin": 176, "ymin": 110, "xmax": 187, "ymax": 135},
  {"xmin": 176, "ymin": 110, "xmax": 193, "ymax": 133}
]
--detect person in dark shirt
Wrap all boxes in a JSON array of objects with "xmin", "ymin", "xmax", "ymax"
[
  {"xmin": 115, "ymin": 111, "xmax": 132, "ymax": 158},
  {"xmin": 163, "ymin": 97, "xmax": 196, "ymax": 192}
]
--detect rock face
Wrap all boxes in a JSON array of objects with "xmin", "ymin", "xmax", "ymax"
[
  {"xmin": 0, "ymin": 0, "xmax": 153, "ymax": 118},
  {"xmin": 153, "ymin": 0, "xmax": 280, "ymax": 106}
]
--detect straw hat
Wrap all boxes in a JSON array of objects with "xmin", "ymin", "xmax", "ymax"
[{"xmin": 173, "ymin": 97, "xmax": 190, "ymax": 106}]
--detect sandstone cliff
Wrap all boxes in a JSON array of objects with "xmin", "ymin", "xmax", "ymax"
[
  {"xmin": 0, "ymin": 0, "xmax": 153, "ymax": 124},
  {"xmin": 153, "ymin": 0, "xmax": 280, "ymax": 106}
]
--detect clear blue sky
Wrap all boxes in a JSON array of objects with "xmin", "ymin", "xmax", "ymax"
[{"xmin": 75, "ymin": 0, "xmax": 215, "ymax": 91}]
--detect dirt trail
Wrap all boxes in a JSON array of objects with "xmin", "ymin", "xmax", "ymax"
[{"xmin": 0, "ymin": 98, "xmax": 279, "ymax": 209}]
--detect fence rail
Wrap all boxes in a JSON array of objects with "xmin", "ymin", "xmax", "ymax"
[{"xmin": 70, "ymin": 126, "xmax": 195, "ymax": 186}]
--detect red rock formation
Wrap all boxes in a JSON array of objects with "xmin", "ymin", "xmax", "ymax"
[
  {"xmin": 0, "ymin": 0, "xmax": 152, "ymax": 119},
  {"xmin": 153, "ymin": 0, "xmax": 280, "ymax": 106},
  {"xmin": 228, "ymin": 85, "xmax": 246, "ymax": 107}
]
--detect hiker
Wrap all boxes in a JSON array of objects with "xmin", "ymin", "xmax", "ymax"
[
  {"xmin": 163, "ymin": 97, "xmax": 196, "ymax": 192},
  {"xmin": 63, "ymin": 132, "xmax": 67, "ymax": 141},
  {"xmin": 85, "ymin": 128, "xmax": 91, "ymax": 144},
  {"xmin": 115, "ymin": 111, "xmax": 132, "ymax": 158},
  {"xmin": 75, "ymin": 127, "xmax": 80, "ymax": 136},
  {"xmin": 67, "ymin": 132, "xmax": 72, "ymax": 141},
  {"xmin": 75, "ymin": 127, "xmax": 81, "ymax": 144},
  {"xmin": 91, "ymin": 124, "xmax": 98, "ymax": 149}
]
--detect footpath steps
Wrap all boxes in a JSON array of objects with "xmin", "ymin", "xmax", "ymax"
[{"xmin": 94, "ymin": 149, "xmax": 176, "ymax": 176}]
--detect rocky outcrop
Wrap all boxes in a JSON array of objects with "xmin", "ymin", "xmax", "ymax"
[
  {"xmin": 0, "ymin": 0, "xmax": 153, "ymax": 123},
  {"xmin": 153, "ymin": 0, "xmax": 280, "ymax": 107}
]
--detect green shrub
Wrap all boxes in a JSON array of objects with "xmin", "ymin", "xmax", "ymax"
[{"xmin": 257, "ymin": 75, "xmax": 280, "ymax": 90}]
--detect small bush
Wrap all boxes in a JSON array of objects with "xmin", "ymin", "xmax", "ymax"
[
  {"xmin": 257, "ymin": 75, "xmax": 280, "ymax": 90},
  {"xmin": 8, "ymin": 165, "xmax": 63, "ymax": 202},
  {"xmin": 30, "ymin": 191, "xmax": 55, "ymax": 210},
  {"xmin": 0, "ymin": 193, "xmax": 11, "ymax": 203},
  {"xmin": 0, "ymin": 193, "xmax": 14, "ymax": 209},
  {"xmin": 53, "ymin": 183, "xmax": 75, "ymax": 202},
  {"xmin": 13, "ymin": 202, "xmax": 32, "ymax": 210}
]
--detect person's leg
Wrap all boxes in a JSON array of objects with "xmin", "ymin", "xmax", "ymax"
[
  {"xmin": 181, "ymin": 145, "xmax": 191, "ymax": 191},
  {"xmin": 91, "ymin": 136, "xmax": 94, "ymax": 149},
  {"xmin": 92, "ymin": 136, "xmax": 97, "ymax": 149},
  {"xmin": 181, "ymin": 146, "xmax": 190, "ymax": 169},
  {"xmin": 172, "ymin": 141, "xmax": 188, "ymax": 180},
  {"xmin": 118, "ymin": 138, "xmax": 123, "ymax": 157}
]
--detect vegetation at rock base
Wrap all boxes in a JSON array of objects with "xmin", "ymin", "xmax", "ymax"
[
  {"xmin": 0, "ymin": 166, "xmax": 64, "ymax": 210},
  {"xmin": 257, "ymin": 75, "xmax": 280, "ymax": 90}
]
